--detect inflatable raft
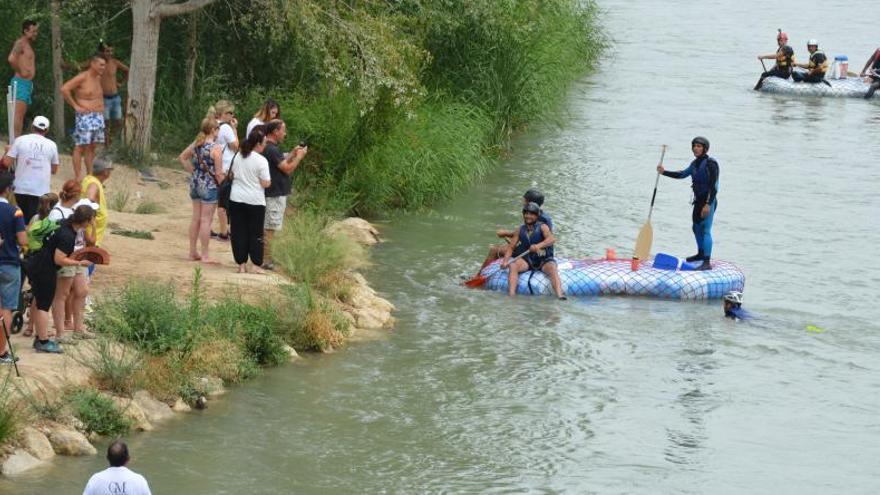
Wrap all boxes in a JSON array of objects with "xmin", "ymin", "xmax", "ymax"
[
  {"xmin": 759, "ymin": 75, "xmax": 871, "ymax": 98},
  {"xmin": 480, "ymin": 257, "xmax": 745, "ymax": 300}
]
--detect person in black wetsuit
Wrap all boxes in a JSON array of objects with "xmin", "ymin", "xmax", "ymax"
[
  {"xmin": 859, "ymin": 48, "xmax": 880, "ymax": 99},
  {"xmin": 501, "ymin": 202, "xmax": 565, "ymax": 299},
  {"xmin": 755, "ymin": 29, "xmax": 795, "ymax": 90},
  {"xmin": 656, "ymin": 136, "xmax": 719, "ymax": 271},
  {"xmin": 793, "ymin": 39, "xmax": 830, "ymax": 86}
]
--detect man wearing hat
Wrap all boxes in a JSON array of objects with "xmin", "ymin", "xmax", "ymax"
[
  {"xmin": 81, "ymin": 157, "xmax": 112, "ymax": 246},
  {"xmin": 1, "ymin": 116, "xmax": 60, "ymax": 221}
]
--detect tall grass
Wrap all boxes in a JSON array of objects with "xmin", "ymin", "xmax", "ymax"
[
  {"xmin": 272, "ymin": 211, "xmax": 366, "ymax": 284},
  {"xmin": 70, "ymin": 338, "xmax": 144, "ymax": 397},
  {"xmin": 0, "ymin": 375, "xmax": 19, "ymax": 446},
  {"xmin": 66, "ymin": 388, "xmax": 131, "ymax": 436}
]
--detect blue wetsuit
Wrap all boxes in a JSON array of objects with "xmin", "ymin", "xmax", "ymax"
[
  {"xmin": 725, "ymin": 307, "xmax": 754, "ymax": 321},
  {"xmin": 662, "ymin": 155, "xmax": 719, "ymax": 258}
]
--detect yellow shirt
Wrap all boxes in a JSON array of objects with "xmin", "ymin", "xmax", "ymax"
[{"xmin": 81, "ymin": 175, "xmax": 107, "ymax": 246}]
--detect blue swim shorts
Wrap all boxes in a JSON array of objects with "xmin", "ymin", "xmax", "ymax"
[
  {"xmin": 0, "ymin": 264, "xmax": 22, "ymax": 310},
  {"xmin": 9, "ymin": 76, "xmax": 33, "ymax": 106},
  {"xmin": 74, "ymin": 112, "xmax": 105, "ymax": 146},
  {"xmin": 103, "ymin": 94, "xmax": 122, "ymax": 121}
]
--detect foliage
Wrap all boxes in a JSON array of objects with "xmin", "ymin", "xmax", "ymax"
[
  {"xmin": 0, "ymin": 375, "xmax": 19, "ymax": 445},
  {"xmin": 66, "ymin": 387, "xmax": 131, "ymax": 436},
  {"xmin": 133, "ymin": 200, "xmax": 163, "ymax": 214},
  {"xmin": 70, "ymin": 337, "xmax": 143, "ymax": 396},
  {"xmin": 272, "ymin": 210, "xmax": 365, "ymax": 284},
  {"xmin": 111, "ymin": 228, "xmax": 154, "ymax": 240},
  {"xmin": 207, "ymin": 299, "xmax": 288, "ymax": 367},
  {"xmin": 109, "ymin": 189, "xmax": 131, "ymax": 212},
  {"xmin": 15, "ymin": 380, "xmax": 66, "ymax": 421}
]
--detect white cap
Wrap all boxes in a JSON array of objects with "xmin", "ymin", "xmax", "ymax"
[
  {"xmin": 72, "ymin": 198, "xmax": 100, "ymax": 212},
  {"xmin": 32, "ymin": 116, "xmax": 50, "ymax": 131}
]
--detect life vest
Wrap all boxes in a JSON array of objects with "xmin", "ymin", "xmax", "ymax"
[
  {"xmin": 776, "ymin": 45, "xmax": 795, "ymax": 71},
  {"xmin": 514, "ymin": 221, "xmax": 553, "ymax": 265},
  {"xmin": 808, "ymin": 50, "xmax": 829, "ymax": 74},
  {"xmin": 689, "ymin": 156, "xmax": 718, "ymax": 202}
]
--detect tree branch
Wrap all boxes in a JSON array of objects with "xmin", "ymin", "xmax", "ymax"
[{"xmin": 155, "ymin": 0, "xmax": 218, "ymax": 19}]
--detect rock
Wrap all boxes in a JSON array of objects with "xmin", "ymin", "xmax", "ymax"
[
  {"xmin": 324, "ymin": 217, "xmax": 380, "ymax": 246},
  {"xmin": 133, "ymin": 391, "xmax": 174, "ymax": 424},
  {"xmin": 48, "ymin": 427, "xmax": 96, "ymax": 456},
  {"xmin": 347, "ymin": 273, "xmax": 395, "ymax": 330},
  {"xmin": 107, "ymin": 396, "xmax": 153, "ymax": 432},
  {"xmin": 20, "ymin": 427, "xmax": 55, "ymax": 461},
  {"xmin": 171, "ymin": 398, "xmax": 191, "ymax": 413},
  {"xmin": 1, "ymin": 449, "xmax": 44, "ymax": 476},
  {"xmin": 282, "ymin": 345, "xmax": 300, "ymax": 362},
  {"xmin": 196, "ymin": 377, "xmax": 225, "ymax": 397}
]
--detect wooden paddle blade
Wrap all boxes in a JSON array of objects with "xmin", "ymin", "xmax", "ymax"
[
  {"xmin": 633, "ymin": 221, "xmax": 653, "ymax": 261},
  {"xmin": 464, "ymin": 274, "xmax": 488, "ymax": 287}
]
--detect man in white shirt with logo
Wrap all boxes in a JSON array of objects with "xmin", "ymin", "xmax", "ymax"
[
  {"xmin": 1, "ymin": 115, "xmax": 59, "ymax": 221},
  {"xmin": 83, "ymin": 441, "xmax": 152, "ymax": 495}
]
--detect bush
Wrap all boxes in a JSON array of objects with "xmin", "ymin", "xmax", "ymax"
[
  {"xmin": 15, "ymin": 381, "xmax": 66, "ymax": 421},
  {"xmin": 208, "ymin": 299, "xmax": 288, "ymax": 367},
  {"xmin": 133, "ymin": 201, "xmax": 164, "ymax": 214},
  {"xmin": 70, "ymin": 337, "xmax": 144, "ymax": 396},
  {"xmin": 109, "ymin": 189, "xmax": 131, "ymax": 212},
  {"xmin": 111, "ymin": 229, "xmax": 155, "ymax": 240},
  {"xmin": 277, "ymin": 286, "xmax": 351, "ymax": 352},
  {"xmin": 272, "ymin": 211, "xmax": 365, "ymax": 284},
  {"xmin": 66, "ymin": 388, "xmax": 131, "ymax": 436},
  {"xmin": 0, "ymin": 375, "xmax": 19, "ymax": 445}
]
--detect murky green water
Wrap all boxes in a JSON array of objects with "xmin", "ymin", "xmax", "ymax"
[{"xmin": 6, "ymin": 1, "xmax": 880, "ymax": 493}]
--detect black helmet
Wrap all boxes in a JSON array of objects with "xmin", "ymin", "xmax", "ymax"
[
  {"xmin": 691, "ymin": 136, "xmax": 710, "ymax": 152},
  {"xmin": 523, "ymin": 188, "xmax": 545, "ymax": 206},
  {"xmin": 522, "ymin": 202, "xmax": 541, "ymax": 215}
]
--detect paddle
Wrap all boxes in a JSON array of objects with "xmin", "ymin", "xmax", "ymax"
[
  {"xmin": 464, "ymin": 250, "xmax": 529, "ymax": 287},
  {"xmin": 759, "ymin": 58, "xmax": 768, "ymax": 72},
  {"xmin": 633, "ymin": 145, "xmax": 666, "ymax": 262}
]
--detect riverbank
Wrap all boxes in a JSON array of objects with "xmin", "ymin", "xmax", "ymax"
[{"xmin": 0, "ymin": 155, "xmax": 394, "ymax": 477}]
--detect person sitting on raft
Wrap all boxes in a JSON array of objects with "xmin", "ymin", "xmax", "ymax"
[
  {"xmin": 859, "ymin": 47, "xmax": 880, "ymax": 99},
  {"xmin": 723, "ymin": 291, "xmax": 753, "ymax": 321},
  {"xmin": 755, "ymin": 29, "xmax": 795, "ymax": 90},
  {"xmin": 793, "ymin": 39, "xmax": 830, "ymax": 86},
  {"xmin": 501, "ymin": 202, "xmax": 566, "ymax": 300},
  {"xmin": 657, "ymin": 136, "xmax": 718, "ymax": 271},
  {"xmin": 482, "ymin": 188, "xmax": 553, "ymax": 267}
]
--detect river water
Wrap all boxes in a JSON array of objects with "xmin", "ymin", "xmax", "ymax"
[{"xmin": 7, "ymin": 0, "xmax": 880, "ymax": 493}]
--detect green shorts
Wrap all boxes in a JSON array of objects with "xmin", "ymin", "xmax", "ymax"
[{"xmin": 58, "ymin": 265, "xmax": 88, "ymax": 278}]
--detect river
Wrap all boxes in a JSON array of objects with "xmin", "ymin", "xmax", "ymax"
[{"xmin": 6, "ymin": 0, "xmax": 880, "ymax": 493}]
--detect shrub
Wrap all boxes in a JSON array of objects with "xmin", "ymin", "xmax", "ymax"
[
  {"xmin": 272, "ymin": 211, "xmax": 365, "ymax": 285},
  {"xmin": 111, "ymin": 229, "xmax": 155, "ymax": 240},
  {"xmin": 15, "ymin": 381, "xmax": 65, "ymax": 421},
  {"xmin": 278, "ymin": 286, "xmax": 351, "ymax": 352},
  {"xmin": 66, "ymin": 388, "xmax": 131, "ymax": 436},
  {"xmin": 208, "ymin": 299, "xmax": 288, "ymax": 367},
  {"xmin": 134, "ymin": 200, "xmax": 164, "ymax": 214},
  {"xmin": 0, "ymin": 375, "xmax": 19, "ymax": 445},
  {"xmin": 70, "ymin": 337, "xmax": 144, "ymax": 396},
  {"xmin": 109, "ymin": 189, "xmax": 131, "ymax": 212}
]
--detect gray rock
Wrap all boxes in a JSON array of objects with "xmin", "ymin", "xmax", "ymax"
[
  {"xmin": 171, "ymin": 398, "xmax": 191, "ymax": 413},
  {"xmin": 48, "ymin": 428, "xmax": 97, "ymax": 456},
  {"xmin": 1, "ymin": 449, "xmax": 44, "ymax": 476},
  {"xmin": 20, "ymin": 427, "xmax": 55, "ymax": 461},
  {"xmin": 133, "ymin": 391, "xmax": 174, "ymax": 424}
]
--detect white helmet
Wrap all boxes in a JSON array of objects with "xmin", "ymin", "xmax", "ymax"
[
  {"xmin": 807, "ymin": 39, "xmax": 819, "ymax": 47},
  {"xmin": 724, "ymin": 291, "xmax": 744, "ymax": 305}
]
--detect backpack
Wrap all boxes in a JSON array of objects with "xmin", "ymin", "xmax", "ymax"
[{"xmin": 26, "ymin": 217, "xmax": 60, "ymax": 253}]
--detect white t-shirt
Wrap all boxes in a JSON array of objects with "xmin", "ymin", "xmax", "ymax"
[
  {"xmin": 82, "ymin": 466, "xmax": 152, "ymax": 495},
  {"xmin": 216, "ymin": 122, "xmax": 238, "ymax": 172},
  {"xmin": 7, "ymin": 133, "xmax": 59, "ymax": 196},
  {"xmin": 245, "ymin": 118, "xmax": 264, "ymax": 139},
  {"xmin": 229, "ymin": 151, "xmax": 270, "ymax": 206}
]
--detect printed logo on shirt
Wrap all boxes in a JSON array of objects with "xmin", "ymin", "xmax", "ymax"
[{"xmin": 108, "ymin": 481, "xmax": 128, "ymax": 493}]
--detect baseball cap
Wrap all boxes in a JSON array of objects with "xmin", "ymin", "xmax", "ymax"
[
  {"xmin": 32, "ymin": 116, "xmax": 50, "ymax": 131},
  {"xmin": 93, "ymin": 158, "xmax": 114, "ymax": 173}
]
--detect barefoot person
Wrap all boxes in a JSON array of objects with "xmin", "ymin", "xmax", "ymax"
[
  {"xmin": 98, "ymin": 41, "xmax": 129, "ymax": 146},
  {"xmin": 482, "ymin": 189, "xmax": 553, "ymax": 268},
  {"xmin": 209, "ymin": 100, "xmax": 238, "ymax": 242},
  {"xmin": 501, "ymin": 202, "xmax": 565, "ymax": 299},
  {"xmin": 62, "ymin": 54, "xmax": 107, "ymax": 181},
  {"xmin": 178, "ymin": 117, "xmax": 223, "ymax": 264},
  {"xmin": 228, "ymin": 128, "xmax": 271, "ymax": 274},
  {"xmin": 6, "ymin": 20, "xmax": 38, "ymax": 139}
]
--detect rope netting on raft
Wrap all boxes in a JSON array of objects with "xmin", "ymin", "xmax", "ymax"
[
  {"xmin": 481, "ymin": 257, "xmax": 745, "ymax": 300},
  {"xmin": 760, "ymin": 76, "xmax": 871, "ymax": 97}
]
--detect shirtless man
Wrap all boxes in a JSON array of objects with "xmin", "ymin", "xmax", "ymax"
[
  {"xmin": 98, "ymin": 42, "xmax": 129, "ymax": 146},
  {"xmin": 62, "ymin": 55, "xmax": 107, "ymax": 181},
  {"xmin": 6, "ymin": 20, "xmax": 38, "ymax": 139}
]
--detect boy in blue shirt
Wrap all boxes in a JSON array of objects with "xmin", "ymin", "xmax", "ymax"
[{"xmin": 0, "ymin": 172, "xmax": 27, "ymax": 363}]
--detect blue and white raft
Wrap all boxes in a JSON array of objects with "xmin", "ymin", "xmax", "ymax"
[
  {"xmin": 480, "ymin": 257, "xmax": 745, "ymax": 300},
  {"xmin": 759, "ymin": 75, "xmax": 871, "ymax": 98}
]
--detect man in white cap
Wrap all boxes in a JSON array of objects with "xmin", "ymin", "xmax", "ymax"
[{"xmin": 1, "ymin": 115, "xmax": 59, "ymax": 221}]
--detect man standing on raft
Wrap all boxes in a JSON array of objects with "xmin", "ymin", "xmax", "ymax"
[
  {"xmin": 657, "ymin": 137, "xmax": 718, "ymax": 271},
  {"xmin": 501, "ymin": 202, "xmax": 566, "ymax": 299},
  {"xmin": 755, "ymin": 29, "xmax": 795, "ymax": 91}
]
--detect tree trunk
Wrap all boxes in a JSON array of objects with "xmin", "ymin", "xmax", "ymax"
[
  {"xmin": 50, "ymin": 0, "xmax": 64, "ymax": 142},
  {"xmin": 184, "ymin": 13, "xmax": 198, "ymax": 101},
  {"xmin": 126, "ymin": 0, "xmax": 162, "ymax": 156}
]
